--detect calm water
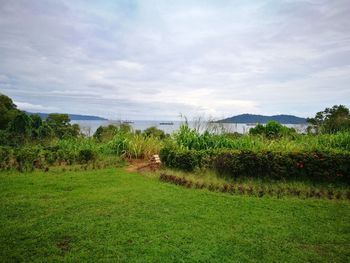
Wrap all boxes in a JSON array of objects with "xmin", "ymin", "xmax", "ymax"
[{"xmin": 71, "ymin": 120, "xmax": 308, "ymax": 136}]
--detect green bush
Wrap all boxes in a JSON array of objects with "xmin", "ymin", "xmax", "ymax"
[
  {"xmin": 160, "ymin": 147, "xmax": 350, "ymax": 183},
  {"xmin": 249, "ymin": 121, "xmax": 296, "ymax": 138},
  {"xmin": 15, "ymin": 147, "xmax": 42, "ymax": 172},
  {"xmin": 0, "ymin": 138, "xmax": 102, "ymax": 170},
  {"xmin": 0, "ymin": 146, "xmax": 13, "ymax": 169},
  {"xmin": 160, "ymin": 145, "xmax": 214, "ymax": 172},
  {"xmin": 143, "ymin": 126, "xmax": 166, "ymax": 139},
  {"xmin": 78, "ymin": 149, "xmax": 96, "ymax": 163}
]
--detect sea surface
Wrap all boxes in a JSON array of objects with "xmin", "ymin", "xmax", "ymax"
[{"xmin": 71, "ymin": 120, "xmax": 308, "ymax": 136}]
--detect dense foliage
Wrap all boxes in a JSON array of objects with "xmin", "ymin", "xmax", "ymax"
[
  {"xmin": 160, "ymin": 147, "xmax": 350, "ymax": 183},
  {"xmin": 249, "ymin": 121, "xmax": 296, "ymax": 138},
  {"xmin": 307, "ymin": 105, "xmax": 350, "ymax": 134},
  {"xmin": 0, "ymin": 94, "xmax": 80, "ymax": 145},
  {"xmin": 0, "ymin": 94, "xmax": 20, "ymax": 129},
  {"xmin": 0, "ymin": 92, "xmax": 165, "ymax": 170},
  {"xmin": 1, "ymin": 93, "xmax": 350, "ymax": 184},
  {"xmin": 171, "ymin": 123, "xmax": 350, "ymax": 152},
  {"xmin": 160, "ymin": 123, "xmax": 350, "ymax": 183}
]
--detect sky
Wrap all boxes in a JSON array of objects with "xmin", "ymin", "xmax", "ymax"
[{"xmin": 0, "ymin": 0, "xmax": 349, "ymax": 120}]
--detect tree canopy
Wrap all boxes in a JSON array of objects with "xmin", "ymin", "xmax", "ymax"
[
  {"xmin": 0, "ymin": 93, "xmax": 81, "ymax": 145},
  {"xmin": 307, "ymin": 105, "xmax": 350, "ymax": 134},
  {"xmin": 249, "ymin": 121, "xmax": 296, "ymax": 138},
  {"xmin": 0, "ymin": 93, "xmax": 20, "ymax": 129}
]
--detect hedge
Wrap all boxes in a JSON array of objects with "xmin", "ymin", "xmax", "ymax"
[{"xmin": 159, "ymin": 147, "xmax": 350, "ymax": 183}]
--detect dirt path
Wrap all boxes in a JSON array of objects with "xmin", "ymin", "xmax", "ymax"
[{"xmin": 126, "ymin": 159, "xmax": 159, "ymax": 172}]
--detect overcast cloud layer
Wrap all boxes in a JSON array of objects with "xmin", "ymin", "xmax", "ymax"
[{"xmin": 0, "ymin": 0, "xmax": 349, "ymax": 120}]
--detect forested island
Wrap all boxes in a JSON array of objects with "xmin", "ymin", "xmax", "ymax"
[{"xmin": 218, "ymin": 114, "xmax": 307, "ymax": 124}]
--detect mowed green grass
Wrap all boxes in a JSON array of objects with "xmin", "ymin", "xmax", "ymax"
[{"xmin": 0, "ymin": 169, "xmax": 349, "ymax": 262}]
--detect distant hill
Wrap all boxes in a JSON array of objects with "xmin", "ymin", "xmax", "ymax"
[
  {"xmin": 26, "ymin": 112, "xmax": 108, "ymax": 121},
  {"xmin": 218, "ymin": 114, "xmax": 307, "ymax": 124}
]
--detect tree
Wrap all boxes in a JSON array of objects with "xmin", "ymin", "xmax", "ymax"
[
  {"xmin": 0, "ymin": 93, "xmax": 20, "ymax": 129},
  {"xmin": 249, "ymin": 124, "xmax": 265, "ymax": 136},
  {"xmin": 93, "ymin": 125, "xmax": 119, "ymax": 142},
  {"xmin": 30, "ymin": 114, "xmax": 43, "ymax": 129},
  {"xmin": 29, "ymin": 114, "xmax": 42, "ymax": 139},
  {"xmin": 307, "ymin": 105, "xmax": 350, "ymax": 134},
  {"xmin": 249, "ymin": 121, "xmax": 296, "ymax": 138},
  {"xmin": 46, "ymin": 113, "xmax": 80, "ymax": 138},
  {"xmin": 37, "ymin": 122, "xmax": 53, "ymax": 139},
  {"xmin": 7, "ymin": 112, "xmax": 32, "ymax": 138},
  {"xmin": 143, "ymin": 126, "xmax": 166, "ymax": 139},
  {"xmin": 93, "ymin": 124, "xmax": 132, "ymax": 142},
  {"xmin": 46, "ymin": 113, "xmax": 70, "ymax": 127},
  {"xmin": 28, "ymin": 114, "xmax": 54, "ymax": 139}
]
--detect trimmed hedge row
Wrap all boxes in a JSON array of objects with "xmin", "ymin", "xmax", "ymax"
[{"xmin": 159, "ymin": 147, "xmax": 350, "ymax": 183}]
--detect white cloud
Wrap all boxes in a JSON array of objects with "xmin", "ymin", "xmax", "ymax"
[
  {"xmin": 0, "ymin": 0, "xmax": 349, "ymax": 120},
  {"xmin": 115, "ymin": 60, "xmax": 144, "ymax": 71},
  {"xmin": 0, "ymin": 74, "xmax": 10, "ymax": 82},
  {"xmin": 14, "ymin": 101, "xmax": 59, "ymax": 112}
]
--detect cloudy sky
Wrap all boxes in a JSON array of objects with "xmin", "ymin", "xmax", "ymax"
[{"xmin": 0, "ymin": 0, "xmax": 349, "ymax": 120}]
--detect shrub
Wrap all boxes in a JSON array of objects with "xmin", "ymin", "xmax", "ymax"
[
  {"xmin": 143, "ymin": 126, "xmax": 166, "ymax": 139},
  {"xmin": 43, "ymin": 146, "xmax": 59, "ymax": 165},
  {"xmin": 78, "ymin": 149, "xmax": 96, "ymax": 163},
  {"xmin": 249, "ymin": 121, "xmax": 296, "ymax": 138},
  {"xmin": 0, "ymin": 146, "xmax": 13, "ymax": 169},
  {"xmin": 160, "ymin": 146, "xmax": 208, "ymax": 171},
  {"xmin": 15, "ymin": 147, "xmax": 42, "ymax": 172},
  {"xmin": 160, "ymin": 147, "xmax": 350, "ymax": 183},
  {"xmin": 94, "ymin": 124, "xmax": 121, "ymax": 142}
]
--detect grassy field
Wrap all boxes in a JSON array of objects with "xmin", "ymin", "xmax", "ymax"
[{"xmin": 0, "ymin": 168, "xmax": 349, "ymax": 262}]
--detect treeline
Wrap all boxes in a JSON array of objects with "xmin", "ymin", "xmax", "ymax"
[
  {"xmin": 0, "ymin": 94, "xmax": 80, "ymax": 145},
  {"xmin": 0, "ymin": 93, "xmax": 169, "ymax": 171}
]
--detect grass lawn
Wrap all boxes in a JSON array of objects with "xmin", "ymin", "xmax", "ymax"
[{"xmin": 0, "ymin": 168, "xmax": 349, "ymax": 262}]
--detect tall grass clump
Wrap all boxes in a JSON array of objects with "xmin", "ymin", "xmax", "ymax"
[
  {"xmin": 171, "ymin": 123, "xmax": 350, "ymax": 153},
  {"xmin": 52, "ymin": 137, "xmax": 101, "ymax": 164},
  {"xmin": 173, "ymin": 124, "xmax": 248, "ymax": 150},
  {"xmin": 315, "ymin": 131, "xmax": 350, "ymax": 152},
  {"xmin": 105, "ymin": 130, "xmax": 163, "ymax": 159}
]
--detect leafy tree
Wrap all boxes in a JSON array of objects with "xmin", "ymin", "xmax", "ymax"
[
  {"xmin": 143, "ymin": 126, "xmax": 166, "ymax": 139},
  {"xmin": 0, "ymin": 93, "xmax": 19, "ymax": 129},
  {"xmin": 249, "ymin": 121, "xmax": 296, "ymax": 138},
  {"xmin": 249, "ymin": 124, "xmax": 265, "ymax": 136},
  {"xmin": 29, "ymin": 114, "xmax": 43, "ymax": 139},
  {"xmin": 307, "ymin": 105, "xmax": 350, "ymax": 134},
  {"xmin": 46, "ymin": 113, "xmax": 80, "ymax": 138},
  {"xmin": 0, "ymin": 130, "xmax": 11, "ymax": 145},
  {"xmin": 66, "ymin": 123, "xmax": 80, "ymax": 138},
  {"xmin": 94, "ymin": 125, "xmax": 119, "ymax": 142},
  {"xmin": 7, "ymin": 112, "xmax": 32, "ymax": 138},
  {"xmin": 27, "ymin": 114, "xmax": 54, "ymax": 139},
  {"xmin": 93, "ymin": 124, "xmax": 132, "ymax": 142},
  {"xmin": 119, "ymin": 123, "xmax": 132, "ymax": 134},
  {"xmin": 46, "ymin": 113, "xmax": 70, "ymax": 127},
  {"xmin": 30, "ymin": 114, "xmax": 43, "ymax": 129},
  {"xmin": 36, "ymin": 122, "xmax": 53, "ymax": 139}
]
